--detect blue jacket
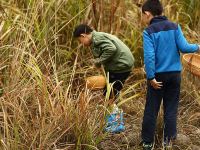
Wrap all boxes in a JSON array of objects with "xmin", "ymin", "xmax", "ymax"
[{"xmin": 143, "ymin": 16, "xmax": 199, "ymax": 80}]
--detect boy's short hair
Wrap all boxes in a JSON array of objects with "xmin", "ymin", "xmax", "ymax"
[
  {"xmin": 73, "ymin": 24, "xmax": 93, "ymax": 38},
  {"xmin": 142, "ymin": 0, "xmax": 163, "ymax": 16}
]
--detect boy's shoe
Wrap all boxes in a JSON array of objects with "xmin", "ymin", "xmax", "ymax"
[{"xmin": 142, "ymin": 142, "xmax": 154, "ymax": 150}]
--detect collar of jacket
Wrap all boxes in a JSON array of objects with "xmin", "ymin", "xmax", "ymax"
[
  {"xmin": 91, "ymin": 30, "xmax": 97, "ymax": 41},
  {"xmin": 91, "ymin": 30, "xmax": 97, "ymax": 46},
  {"xmin": 150, "ymin": 16, "xmax": 168, "ymax": 25}
]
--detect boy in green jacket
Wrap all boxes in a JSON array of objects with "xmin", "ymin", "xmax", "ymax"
[
  {"xmin": 73, "ymin": 24, "xmax": 134, "ymax": 100},
  {"xmin": 73, "ymin": 24, "xmax": 134, "ymax": 133}
]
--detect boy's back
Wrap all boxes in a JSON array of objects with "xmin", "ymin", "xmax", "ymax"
[
  {"xmin": 141, "ymin": 1, "xmax": 199, "ymax": 149},
  {"xmin": 143, "ymin": 16, "xmax": 198, "ymax": 79},
  {"xmin": 92, "ymin": 31, "xmax": 135, "ymax": 73}
]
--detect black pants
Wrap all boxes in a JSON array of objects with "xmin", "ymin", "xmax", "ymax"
[
  {"xmin": 142, "ymin": 72, "xmax": 181, "ymax": 143},
  {"xmin": 104, "ymin": 71, "xmax": 130, "ymax": 99}
]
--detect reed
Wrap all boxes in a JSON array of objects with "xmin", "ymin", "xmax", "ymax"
[{"xmin": 0, "ymin": 0, "xmax": 199, "ymax": 149}]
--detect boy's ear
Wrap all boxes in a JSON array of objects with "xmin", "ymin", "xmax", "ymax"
[
  {"xmin": 144, "ymin": 11, "xmax": 151, "ymax": 16},
  {"xmin": 80, "ymin": 34, "xmax": 86, "ymax": 37}
]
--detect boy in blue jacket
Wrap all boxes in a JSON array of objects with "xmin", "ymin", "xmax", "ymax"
[{"xmin": 141, "ymin": 0, "xmax": 200, "ymax": 150}]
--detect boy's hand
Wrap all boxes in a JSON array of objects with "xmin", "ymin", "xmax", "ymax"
[
  {"xmin": 89, "ymin": 58, "xmax": 102, "ymax": 68},
  {"xmin": 150, "ymin": 78, "xmax": 163, "ymax": 89},
  {"xmin": 92, "ymin": 64, "xmax": 102, "ymax": 71}
]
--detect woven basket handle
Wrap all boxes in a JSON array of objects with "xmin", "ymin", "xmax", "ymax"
[{"xmin": 188, "ymin": 54, "xmax": 194, "ymax": 73}]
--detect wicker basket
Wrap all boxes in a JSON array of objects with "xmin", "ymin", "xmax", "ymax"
[
  {"xmin": 86, "ymin": 75, "xmax": 106, "ymax": 90},
  {"xmin": 183, "ymin": 54, "xmax": 200, "ymax": 77}
]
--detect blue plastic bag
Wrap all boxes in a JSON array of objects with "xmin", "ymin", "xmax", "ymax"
[{"xmin": 104, "ymin": 105, "xmax": 125, "ymax": 133}]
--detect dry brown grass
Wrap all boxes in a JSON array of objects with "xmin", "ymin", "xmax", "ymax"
[{"xmin": 0, "ymin": 0, "xmax": 199, "ymax": 149}]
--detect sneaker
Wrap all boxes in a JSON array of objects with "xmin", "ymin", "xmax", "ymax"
[{"xmin": 142, "ymin": 142, "xmax": 154, "ymax": 150}]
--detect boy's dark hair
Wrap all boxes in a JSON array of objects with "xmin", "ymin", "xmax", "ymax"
[
  {"xmin": 142, "ymin": 0, "xmax": 163, "ymax": 16},
  {"xmin": 73, "ymin": 24, "xmax": 93, "ymax": 38}
]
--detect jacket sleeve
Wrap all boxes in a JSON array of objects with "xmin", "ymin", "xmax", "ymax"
[
  {"xmin": 94, "ymin": 39, "xmax": 117, "ymax": 66},
  {"xmin": 175, "ymin": 25, "xmax": 199, "ymax": 53},
  {"xmin": 143, "ymin": 30, "xmax": 155, "ymax": 80}
]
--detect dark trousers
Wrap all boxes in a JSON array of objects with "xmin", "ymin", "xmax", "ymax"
[
  {"xmin": 142, "ymin": 72, "xmax": 181, "ymax": 143},
  {"xmin": 104, "ymin": 71, "xmax": 130, "ymax": 99}
]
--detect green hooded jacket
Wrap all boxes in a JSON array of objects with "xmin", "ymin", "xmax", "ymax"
[{"xmin": 91, "ymin": 31, "xmax": 135, "ymax": 73}]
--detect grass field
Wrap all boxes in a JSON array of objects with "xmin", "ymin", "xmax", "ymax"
[{"xmin": 0, "ymin": 0, "xmax": 199, "ymax": 149}]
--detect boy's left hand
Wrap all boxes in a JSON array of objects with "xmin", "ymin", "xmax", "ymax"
[
  {"xmin": 89, "ymin": 58, "xmax": 102, "ymax": 68},
  {"xmin": 150, "ymin": 78, "xmax": 163, "ymax": 89},
  {"xmin": 92, "ymin": 64, "xmax": 102, "ymax": 72}
]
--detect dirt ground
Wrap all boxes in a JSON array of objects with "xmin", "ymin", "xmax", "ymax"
[{"xmin": 97, "ymin": 70, "xmax": 200, "ymax": 150}]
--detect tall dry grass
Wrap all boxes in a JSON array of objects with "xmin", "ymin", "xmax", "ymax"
[
  {"xmin": 0, "ymin": 0, "xmax": 103, "ymax": 149},
  {"xmin": 0, "ymin": 0, "xmax": 199, "ymax": 150}
]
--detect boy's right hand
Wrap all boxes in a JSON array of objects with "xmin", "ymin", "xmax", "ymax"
[
  {"xmin": 89, "ymin": 59, "xmax": 101, "ymax": 68},
  {"xmin": 91, "ymin": 64, "xmax": 102, "ymax": 73},
  {"xmin": 93, "ymin": 58, "xmax": 102, "ymax": 68},
  {"xmin": 150, "ymin": 78, "xmax": 163, "ymax": 89}
]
